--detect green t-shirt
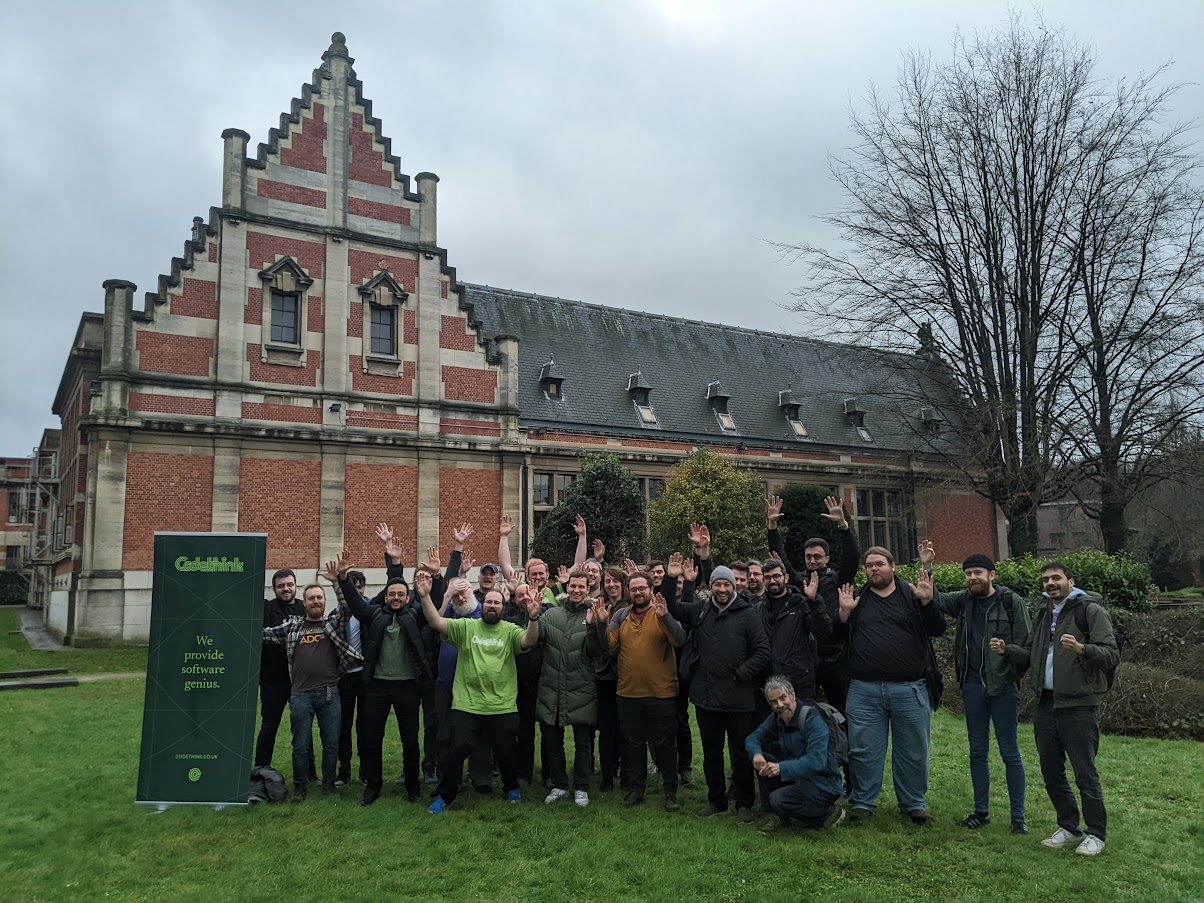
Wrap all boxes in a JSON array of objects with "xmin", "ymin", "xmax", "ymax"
[
  {"xmin": 373, "ymin": 619, "xmax": 414, "ymax": 681},
  {"xmin": 444, "ymin": 618, "xmax": 527, "ymax": 715}
]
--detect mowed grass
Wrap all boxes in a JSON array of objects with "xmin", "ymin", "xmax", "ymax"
[
  {"xmin": 2, "ymin": 676, "xmax": 1203, "ymax": 903},
  {"xmin": 0, "ymin": 608, "xmax": 148, "ymax": 675}
]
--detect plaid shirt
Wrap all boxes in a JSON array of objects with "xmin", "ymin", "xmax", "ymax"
[{"xmin": 262, "ymin": 605, "xmax": 364, "ymax": 678}]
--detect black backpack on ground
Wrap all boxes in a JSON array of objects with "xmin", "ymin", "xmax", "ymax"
[
  {"xmin": 798, "ymin": 702, "xmax": 849, "ymax": 768},
  {"xmin": 248, "ymin": 766, "xmax": 287, "ymax": 804}
]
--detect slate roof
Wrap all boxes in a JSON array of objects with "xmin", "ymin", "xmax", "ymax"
[{"xmin": 462, "ymin": 284, "xmax": 962, "ymax": 457}]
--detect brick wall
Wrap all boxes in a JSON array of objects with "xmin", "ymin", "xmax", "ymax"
[
  {"xmin": 247, "ymin": 345, "xmax": 320, "ymax": 387},
  {"xmin": 348, "ymin": 196, "xmax": 411, "ymax": 225},
  {"xmin": 241, "ymin": 402, "xmax": 323, "ymax": 424},
  {"xmin": 137, "ymin": 332, "xmax": 214, "ymax": 377},
  {"xmin": 348, "ymin": 249, "xmax": 417, "ymax": 289},
  {"xmin": 349, "ymin": 112, "xmax": 391, "ymax": 187},
  {"xmin": 346, "ymin": 411, "xmax": 417, "ymax": 431},
  {"xmin": 920, "ymin": 491, "xmax": 998, "ymax": 563},
  {"xmin": 307, "ymin": 296, "xmax": 324, "ymax": 334},
  {"xmin": 442, "ymin": 366, "xmax": 497, "ymax": 404},
  {"xmin": 279, "ymin": 102, "xmax": 327, "ymax": 173},
  {"xmin": 439, "ymin": 468, "xmax": 501, "ymax": 565},
  {"xmin": 257, "ymin": 180, "xmax": 327, "ymax": 208},
  {"xmin": 238, "ymin": 458, "xmax": 321, "ymax": 569},
  {"xmin": 440, "ymin": 315, "xmax": 477, "ymax": 352},
  {"xmin": 122, "ymin": 453, "xmax": 215, "ymax": 569},
  {"xmin": 246, "ymin": 287, "xmax": 263, "ymax": 325},
  {"xmin": 350, "ymin": 357, "xmax": 415, "ymax": 395},
  {"xmin": 344, "ymin": 463, "xmax": 418, "ymax": 567},
  {"xmin": 439, "ymin": 418, "xmax": 501, "ymax": 438},
  {"xmin": 129, "ymin": 393, "xmax": 216, "ymax": 417},
  {"xmin": 170, "ymin": 278, "xmax": 218, "ymax": 319},
  {"xmin": 247, "ymin": 232, "xmax": 325, "ymax": 279}
]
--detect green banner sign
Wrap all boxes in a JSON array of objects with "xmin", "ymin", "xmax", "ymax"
[{"xmin": 136, "ymin": 532, "xmax": 268, "ymax": 807}]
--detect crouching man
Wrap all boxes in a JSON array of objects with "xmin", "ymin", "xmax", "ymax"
[
  {"xmin": 262, "ymin": 576, "xmax": 363, "ymax": 800},
  {"xmin": 745, "ymin": 675, "xmax": 845, "ymax": 834}
]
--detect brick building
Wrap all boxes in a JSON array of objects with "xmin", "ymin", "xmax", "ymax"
[{"xmin": 33, "ymin": 33, "xmax": 1004, "ymax": 644}]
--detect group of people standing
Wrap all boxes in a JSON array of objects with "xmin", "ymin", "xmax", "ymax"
[{"xmin": 256, "ymin": 495, "xmax": 1120, "ymax": 857}]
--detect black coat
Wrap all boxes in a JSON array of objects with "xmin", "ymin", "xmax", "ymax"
[
  {"xmin": 768, "ymin": 526, "xmax": 860, "ymax": 659},
  {"xmin": 753, "ymin": 585, "xmax": 832, "ymax": 701},
  {"xmin": 260, "ymin": 596, "xmax": 304, "ymax": 684},
  {"xmin": 674, "ymin": 595, "xmax": 771, "ymax": 713},
  {"xmin": 338, "ymin": 576, "xmax": 437, "ymax": 687}
]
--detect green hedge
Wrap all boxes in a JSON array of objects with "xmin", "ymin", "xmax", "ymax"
[{"xmin": 886, "ymin": 549, "xmax": 1154, "ymax": 613}]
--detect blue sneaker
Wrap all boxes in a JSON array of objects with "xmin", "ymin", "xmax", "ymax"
[
  {"xmin": 427, "ymin": 796, "xmax": 449, "ymax": 815},
  {"xmin": 506, "ymin": 789, "xmax": 521, "ymax": 805}
]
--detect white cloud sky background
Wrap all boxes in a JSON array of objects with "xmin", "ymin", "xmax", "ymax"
[{"xmin": 2, "ymin": 0, "xmax": 1201, "ymax": 452}]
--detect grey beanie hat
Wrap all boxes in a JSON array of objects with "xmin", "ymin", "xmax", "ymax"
[{"xmin": 710, "ymin": 566, "xmax": 737, "ymax": 588}]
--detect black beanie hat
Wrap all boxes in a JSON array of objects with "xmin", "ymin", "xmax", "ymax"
[{"xmin": 962, "ymin": 553, "xmax": 995, "ymax": 572}]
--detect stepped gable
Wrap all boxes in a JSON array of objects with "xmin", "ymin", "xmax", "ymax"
[{"xmin": 464, "ymin": 284, "xmax": 961, "ymax": 453}]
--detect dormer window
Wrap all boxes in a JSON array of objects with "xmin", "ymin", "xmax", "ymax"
[
  {"xmin": 844, "ymin": 397, "xmax": 872, "ymax": 443},
  {"xmin": 628, "ymin": 372, "xmax": 658, "ymax": 427},
  {"xmin": 707, "ymin": 380, "xmax": 736, "ymax": 433},
  {"xmin": 920, "ymin": 406, "xmax": 943, "ymax": 436},
  {"xmin": 779, "ymin": 390, "xmax": 809, "ymax": 440},
  {"xmin": 359, "ymin": 271, "xmax": 409, "ymax": 364},
  {"xmin": 539, "ymin": 359, "xmax": 564, "ymax": 400}
]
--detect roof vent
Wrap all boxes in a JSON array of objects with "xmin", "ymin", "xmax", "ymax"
[
  {"xmin": 538, "ymin": 359, "xmax": 564, "ymax": 400},
  {"xmin": 707, "ymin": 380, "xmax": 735, "ymax": 432},
  {"xmin": 628, "ymin": 372, "xmax": 657, "ymax": 426},
  {"xmin": 843, "ymin": 397, "xmax": 867, "ymax": 428},
  {"xmin": 920, "ymin": 406, "xmax": 943, "ymax": 435},
  {"xmin": 778, "ymin": 390, "xmax": 801, "ymax": 420}
]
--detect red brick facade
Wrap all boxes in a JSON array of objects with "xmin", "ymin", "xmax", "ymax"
[
  {"xmin": 442, "ymin": 366, "xmax": 497, "ymax": 403},
  {"xmin": 279, "ymin": 102, "xmax": 327, "ymax": 173},
  {"xmin": 238, "ymin": 458, "xmax": 322, "ymax": 569},
  {"xmin": 122, "ymin": 453, "xmax": 215, "ymax": 569},
  {"xmin": 344, "ymin": 463, "xmax": 418, "ymax": 564},
  {"xmin": 136, "ymin": 332, "xmax": 213, "ymax": 377},
  {"xmin": 439, "ymin": 468, "xmax": 501, "ymax": 561}
]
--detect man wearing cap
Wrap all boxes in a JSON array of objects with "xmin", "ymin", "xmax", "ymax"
[
  {"xmin": 476, "ymin": 562, "xmax": 500, "ymax": 601},
  {"xmin": 916, "ymin": 544, "xmax": 1032, "ymax": 834},
  {"xmin": 670, "ymin": 555, "xmax": 771, "ymax": 823}
]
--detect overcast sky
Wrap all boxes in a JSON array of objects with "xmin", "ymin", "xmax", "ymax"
[{"xmin": 2, "ymin": 0, "xmax": 1201, "ymax": 454}]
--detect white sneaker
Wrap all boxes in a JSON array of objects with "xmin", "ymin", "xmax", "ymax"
[
  {"xmin": 544, "ymin": 788, "xmax": 569, "ymax": 804},
  {"xmin": 574, "ymin": 790, "xmax": 589, "ymax": 808},
  {"xmin": 1075, "ymin": 834, "xmax": 1105, "ymax": 856},
  {"xmin": 1041, "ymin": 828, "xmax": 1081, "ymax": 849}
]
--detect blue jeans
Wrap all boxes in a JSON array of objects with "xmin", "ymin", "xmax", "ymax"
[
  {"xmin": 290, "ymin": 685, "xmax": 341, "ymax": 788},
  {"xmin": 961, "ymin": 682, "xmax": 1025, "ymax": 819},
  {"xmin": 846, "ymin": 679, "xmax": 931, "ymax": 812}
]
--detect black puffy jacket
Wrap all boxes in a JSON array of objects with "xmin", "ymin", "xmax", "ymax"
[
  {"xmin": 674, "ymin": 595, "xmax": 771, "ymax": 713},
  {"xmin": 753, "ymin": 585, "xmax": 832, "ymax": 701}
]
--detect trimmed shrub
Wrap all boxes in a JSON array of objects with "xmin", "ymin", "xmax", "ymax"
[{"xmin": 531, "ymin": 453, "xmax": 647, "ymax": 568}]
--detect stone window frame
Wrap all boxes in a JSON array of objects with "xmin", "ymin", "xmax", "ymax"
[
  {"xmin": 358, "ymin": 271, "xmax": 409, "ymax": 375},
  {"xmin": 258, "ymin": 257, "xmax": 314, "ymax": 367}
]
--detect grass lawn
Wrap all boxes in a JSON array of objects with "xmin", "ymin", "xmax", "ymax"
[
  {"xmin": 0, "ymin": 608, "xmax": 148, "ymax": 675},
  {"xmin": 2, "ymin": 674, "xmax": 1202, "ymax": 903}
]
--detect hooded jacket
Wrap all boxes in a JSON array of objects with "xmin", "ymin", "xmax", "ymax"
[
  {"xmin": 933, "ymin": 585, "xmax": 1031, "ymax": 696},
  {"xmin": 535, "ymin": 597, "xmax": 609, "ymax": 726},
  {"xmin": 998, "ymin": 589, "xmax": 1118, "ymax": 707}
]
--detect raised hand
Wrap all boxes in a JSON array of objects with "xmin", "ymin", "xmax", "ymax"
[
  {"xmin": 460, "ymin": 551, "xmax": 475, "ymax": 576},
  {"xmin": 383, "ymin": 535, "xmax": 403, "ymax": 565},
  {"xmin": 766, "ymin": 495, "xmax": 783, "ymax": 527},
  {"xmin": 913, "ymin": 568, "xmax": 934, "ymax": 604},
  {"xmin": 622, "ymin": 558, "xmax": 638, "ymax": 576},
  {"xmin": 688, "ymin": 522, "xmax": 711, "ymax": 549},
  {"xmin": 592, "ymin": 538, "xmax": 606, "ymax": 562},
  {"xmin": 525, "ymin": 594, "xmax": 543, "ymax": 620},
  {"xmin": 682, "ymin": 557, "xmax": 697, "ymax": 584},
  {"xmin": 666, "ymin": 551, "xmax": 684, "ymax": 578},
  {"xmin": 838, "ymin": 583, "xmax": 858, "ymax": 621},
  {"xmin": 505, "ymin": 572, "xmax": 521, "ymax": 594},
  {"xmin": 499, "ymin": 514, "xmax": 514, "ymax": 537},
  {"xmin": 422, "ymin": 546, "xmax": 441, "ymax": 572},
  {"xmin": 821, "ymin": 496, "xmax": 848, "ymax": 530},
  {"xmin": 375, "ymin": 523, "xmax": 394, "ymax": 545},
  {"xmin": 574, "ymin": 514, "xmax": 587, "ymax": 537},
  {"xmin": 412, "ymin": 569, "xmax": 433, "ymax": 599},
  {"xmin": 320, "ymin": 552, "xmax": 346, "ymax": 583},
  {"xmin": 917, "ymin": 540, "xmax": 935, "ymax": 570},
  {"xmin": 557, "ymin": 564, "xmax": 571, "ymax": 585},
  {"xmin": 588, "ymin": 597, "xmax": 610, "ymax": 626},
  {"xmin": 453, "ymin": 523, "xmax": 474, "ymax": 546},
  {"xmin": 803, "ymin": 569, "xmax": 819, "ymax": 601},
  {"xmin": 652, "ymin": 593, "xmax": 668, "ymax": 618}
]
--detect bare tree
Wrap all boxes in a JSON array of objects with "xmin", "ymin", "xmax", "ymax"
[{"xmin": 778, "ymin": 15, "xmax": 1203, "ymax": 554}]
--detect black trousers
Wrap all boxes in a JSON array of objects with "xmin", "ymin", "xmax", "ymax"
[
  {"xmin": 436, "ymin": 710, "xmax": 520, "ymax": 804},
  {"xmin": 595, "ymin": 678, "xmax": 625, "ymax": 785},
  {"xmin": 420, "ymin": 683, "xmax": 439, "ymax": 772},
  {"xmin": 816, "ymin": 656, "xmax": 850, "ymax": 714},
  {"xmin": 435, "ymin": 683, "xmax": 493, "ymax": 787},
  {"xmin": 360, "ymin": 678, "xmax": 420, "ymax": 794},
  {"xmin": 544, "ymin": 723, "xmax": 594, "ymax": 791},
  {"xmin": 618, "ymin": 696, "xmax": 678, "ymax": 796},
  {"xmin": 1034, "ymin": 692, "xmax": 1107, "ymax": 840},
  {"xmin": 760, "ymin": 770, "xmax": 841, "ymax": 827},
  {"xmin": 676, "ymin": 678, "xmax": 693, "ymax": 770},
  {"xmin": 256, "ymin": 677, "xmax": 314, "ymax": 779},
  {"xmin": 696, "ymin": 707, "xmax": 758, "ymax": 810},
  {"xmin": 515, "ymin": 667, "xmax": 541, "ymax": 782},
  {"xmin": 337, "ymin": 671, "xmax": 366, "ymax": 773}
]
